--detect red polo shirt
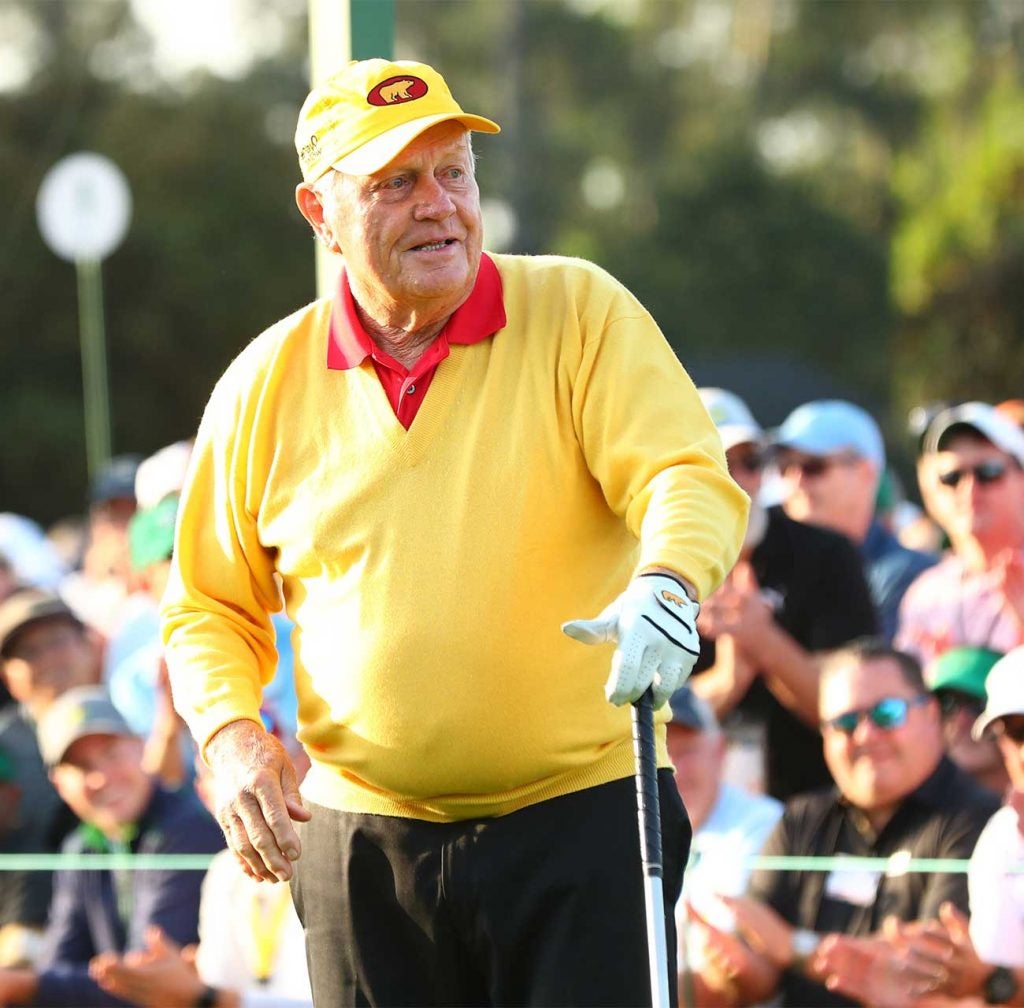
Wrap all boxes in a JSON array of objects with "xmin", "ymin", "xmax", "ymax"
[{"xmin": 327, "ymin": 253, "xmax": 507, "ymax": 428}]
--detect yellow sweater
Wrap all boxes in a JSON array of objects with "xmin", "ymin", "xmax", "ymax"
[{"xmin": 162, "ymin": 254, "xmax": 748, "ymax": 821}]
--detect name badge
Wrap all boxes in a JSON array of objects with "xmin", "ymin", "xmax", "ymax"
[{"xmin": 824, "ymin": 859, "xmax": 881, "ymax": 908}]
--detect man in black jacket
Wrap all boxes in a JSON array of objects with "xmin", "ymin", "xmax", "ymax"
[{"xmin": 691, "ymin": 389, "xmax": 876, "ymax": 800}]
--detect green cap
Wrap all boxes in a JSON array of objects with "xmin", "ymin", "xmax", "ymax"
[
  {"xmin": 128, "ymin": 494, "xmax": 179, "ymax": 572},
  {"xmin": 929, "ymin": 646, "xmax": 1003, "ymax": 701}
]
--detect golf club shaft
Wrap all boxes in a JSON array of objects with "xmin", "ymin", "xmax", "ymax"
[{"xmin": 632, "ymin": 689, "xmax": 671, "ymax": 1008}]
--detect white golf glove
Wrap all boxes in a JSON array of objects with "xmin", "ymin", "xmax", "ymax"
[{"xmin": 562, "ymin": 573, "xmax": 701, "ymax": 708}]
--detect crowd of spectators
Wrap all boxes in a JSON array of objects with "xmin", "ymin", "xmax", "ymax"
[{"xmin": 0, "ymin": 389, "xmax": 1022, "ymax": 1006}]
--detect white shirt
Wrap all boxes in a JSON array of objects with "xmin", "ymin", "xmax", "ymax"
[
  {"xmin": 195, "ymin": 850, "xmax": 313, "ymax": 1007},
  {"xmin": 676, "ymin": 782, "xmax": 784, "ymax": 970},
  {"xmin": 969, "ymin": 805, "xmax": 1024, "ymax": 967}
]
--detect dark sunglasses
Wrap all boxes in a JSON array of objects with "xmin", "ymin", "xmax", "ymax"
[
  {"xmin": 778, "ymin": 453, "xmax": 857, "ymax": 479},
  {"xmin": 730, "ymin": 450, "xmax": 764, "ymax": 473},
  {"xmin": 935, "ymin": 690, "xmax": 985, "ymax": 720},
  {"xmin": 821, "ymin": 695, "xmax": 930, "ymax": 735},
  {"xmin": 937, "ymin": 459, "xmax": 1011, "ymax": 489}
]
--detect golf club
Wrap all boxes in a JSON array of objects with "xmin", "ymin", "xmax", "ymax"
[{"xmin": 632, "ymin": 687, "xmax": 670, "ymax": 1008}]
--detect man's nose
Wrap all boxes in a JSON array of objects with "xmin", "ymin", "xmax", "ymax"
[{"xmin": 412, "ymin": 175, "xmax": 456, "ymax": 219}]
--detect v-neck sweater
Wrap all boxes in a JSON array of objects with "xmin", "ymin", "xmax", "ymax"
[{"xmin": 162, "ymin": 253, "xmax": 747, "ymax": 821}]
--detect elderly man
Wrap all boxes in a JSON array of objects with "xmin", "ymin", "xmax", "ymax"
[
  {"xmin": 690, "ymin": 639, "xmax": 998, "ymax": 1007},
  {"xmin": 773, "ymin": 399, "xmax": 936, "ymax": 643},
  {"xmin": 897, "ymin": 401, "xmax": 1024, "ymax": 667},
  {"xmin": 691, "ymin": 388, "xmax": 875, "ymax": 800},
  {"xmin": 0, "ymin": 685, "xmax": 224, "ymax": 1006},
  {"xmin": 0, "ymin": 590, "xmax": 97, "ymax": 968},
  {"xmin": 161, "ymin": 58, "xmax": 747, "ymax": 1006}
]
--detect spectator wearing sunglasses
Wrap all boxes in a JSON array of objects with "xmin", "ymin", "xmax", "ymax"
[
  {"xmin": 896, "ymin": 402, "xmax": 1024, "ymax": 669},
  {"xmin": 691, "ymin": 389, "xmax": 876, "ymax": 801},
  {"xmin": 773, "ymin": 400, "xmax": 937, "ymax": 645},
  {"xmin": 690, "ymin": 638, "xmax": 998, "ymax": 1008},
  {"xmin": 855, "ymin": 647, "xmax": 1024, "ymax": 1008},
  {"xmin": 928, "ymin": 645, "xmax": 1008, "ymax": 798}
]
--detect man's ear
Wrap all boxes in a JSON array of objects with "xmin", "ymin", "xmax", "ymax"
[{"xmin": 295, "ymin": 183, "xmax": 339, "ymax": 253}]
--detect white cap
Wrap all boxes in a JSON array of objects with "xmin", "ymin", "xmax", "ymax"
[
  {"xmin": 134, "ymin": 441, "xmax": 193, "ymax": 511},
  {"xmin": 972, "ymin": 646, "xmax": 1024, "ymax": 740},
  {"xmin": 924, "ymin": 402, "xmax": 1024, "ymax": 467},
  {"xmin": 698, "ymin": 388, "xmax": 764, "ymax": 452}
]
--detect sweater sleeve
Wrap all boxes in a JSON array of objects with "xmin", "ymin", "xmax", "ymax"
[
  {"xmin": 161, "ymin": 334, "xmax": 288, "ymax": 756},
  {"xmin": 570, "ymin": 279, "xmax": 748, "ymax": 601}
]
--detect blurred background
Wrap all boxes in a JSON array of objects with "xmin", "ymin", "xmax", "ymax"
[{"xmin": 2, "ymin": 0, "xmax": 1023, "ymax": 526}]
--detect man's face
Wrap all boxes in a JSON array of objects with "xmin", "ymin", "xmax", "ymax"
[
  {"xmin": 778, "ymin": 449, "xmax": 874, "ymax": 531},
  {"xmin": 936, "ymin": 689, "xmax": 1002, "ymax": 781},
  {"xmin": 930, "ymin": 435, "xmax": 1024, "ymax": 550},
  {"xmin": 666, "ymin": 722, "xmax": 724, "ymax": 830},
  {"xmin": 51, "ymin": 734, "xmax": 152, "ymax": 837},
  {"xmin": 1, "ymin": 617, "xmax": 96, "ymax": 710},
  {"xmin": 725, "ymin": 442, "xmax": 764, "ymax": 498},
  {"xmin": 300, "ymin": 122, "xmax": 482, "ymax": 322},
  {"xmin": 821, "ymin": 657, "xmax": 942, "ymax": 813}
]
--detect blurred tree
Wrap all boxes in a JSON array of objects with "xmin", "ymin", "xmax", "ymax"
[
  {"xmin": 891, "ymin": 62, "xmax": 1024, "ymax": 415},
  {"xmin": 0, "ymin": 0, "xmax": 312, "ymax": 524},
  {"xmin": 3, "ymin": 0, "xmax": 1023, "ymax": 527}
]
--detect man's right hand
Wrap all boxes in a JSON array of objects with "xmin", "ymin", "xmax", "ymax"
[{"xmin": 204, "ymin": 720, "xmax": 311, "ymax": 883}]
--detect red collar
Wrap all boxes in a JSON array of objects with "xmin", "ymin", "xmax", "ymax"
[{"xmin": 327, "ymin": 253, "xmax": 506, "ymax": 370}]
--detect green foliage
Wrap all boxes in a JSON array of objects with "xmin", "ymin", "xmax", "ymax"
[
  {"xmin": 3, "ymin": 0, "xmax": 1024, "ymax": 527},
  {"xmin": 890, "ymin": 63, "xmax": 1024, "ymax": 413}
]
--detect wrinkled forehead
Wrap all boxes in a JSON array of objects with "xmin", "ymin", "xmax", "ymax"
[{"xmin": 819, "ymin": 657, "xmax": 914, "ymax": 719}]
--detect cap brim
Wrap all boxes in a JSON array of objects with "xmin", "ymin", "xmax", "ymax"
[
  {"xmin": 333, "ymin": 113, "xmax": 501, "ymax": 176},
  {"xmin": 972, "ymin": 703, "xmax": 1024, "ymax": 741},
  {"xmin": 717, "ymin": 424, "xmax": 764, "ymax": 453},
  {"xmin": 45, "ymin": 723, "xmax": 130, "ymax": 768}
]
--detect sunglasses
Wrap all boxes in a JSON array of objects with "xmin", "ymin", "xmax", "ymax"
[
  {"xmin": 822, "ymin": 695, "xmax": 930, "ymax": 735},
  {"xmin": 730, "ymin": 450, "xmax": 764, "ymax": 473},
  {"xmin": 778, "ymin": 453, "xmax": 857, "ymax": 479},
  {"xmin": 935, "ymin": 690, "xmax": 984, "ymax": 720},
  {"xmin": 937, "ymin": 459, "xmax": 1011, "ymax": 489}
]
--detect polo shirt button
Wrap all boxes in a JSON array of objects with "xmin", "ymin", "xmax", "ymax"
[{"xmin": 406, "ymin": 384, "xmax": 416, "ymax": 395}]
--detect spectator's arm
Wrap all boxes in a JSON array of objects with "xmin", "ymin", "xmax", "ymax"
[
  {"xmin": 0, "ymin": 969, "xmax": 38, "ymax": 1006},
  {"xmin": 689, "ymin": 634, "xmax": 757, "ymax": 720},
  {"xmin": 141, "ymin": 661, "xmax": 187, "ymax": 790}
]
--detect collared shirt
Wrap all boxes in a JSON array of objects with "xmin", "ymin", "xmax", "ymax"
[
  {"xmin": 860, "ymin": 520, "xmax": 936, "ymax": 645},
  {"xmin": 327, "ymin": 253, "xmax": 507, "ymax": 428},
  {"xmin": 896, "ymin": 548, "xmax": 1024, "ymax": 669},
  {"xmin": 747, "ymin": 756, "xmax": 999, "ymax": 1007}
]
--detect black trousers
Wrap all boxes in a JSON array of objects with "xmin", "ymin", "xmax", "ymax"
[{"xmin": 290, "ymin": 770, "xmax": 690, "ymax": 1007}]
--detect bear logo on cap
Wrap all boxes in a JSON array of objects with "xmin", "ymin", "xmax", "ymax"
[{"xmin": 368, "ymin": 76, "xmax": 428, "ymax": 107}]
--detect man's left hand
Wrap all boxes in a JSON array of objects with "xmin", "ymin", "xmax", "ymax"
[{"xmin": 562, "ymin": 572, "xmax": 700, "ymax": 707}]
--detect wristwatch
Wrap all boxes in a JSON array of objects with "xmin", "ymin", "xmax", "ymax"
[
  {"xmin": 984, "ymin": 965, "xmax": 1019, "ymax": 1005},
  {"xmin": 789, "ymin": 929, "xmax": 821, "ymax": 972}
]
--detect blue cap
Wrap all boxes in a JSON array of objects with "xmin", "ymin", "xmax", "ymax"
[
  {"xmin": 668, "ymin": 686, "xmax": 718, "ymax": 732},
  {"xmin": 774, "ymin": 400, "xmax": 885, "ymax": 471}
]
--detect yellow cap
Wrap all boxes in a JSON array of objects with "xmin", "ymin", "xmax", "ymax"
[{"xmin": 295, "ymin": 58, "xmax": 501, "ymax": 184}]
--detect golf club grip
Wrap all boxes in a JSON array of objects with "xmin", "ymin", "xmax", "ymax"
[{"xmin": 631, "ymin": 688, "xmax": 662, "ymax": 877}]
